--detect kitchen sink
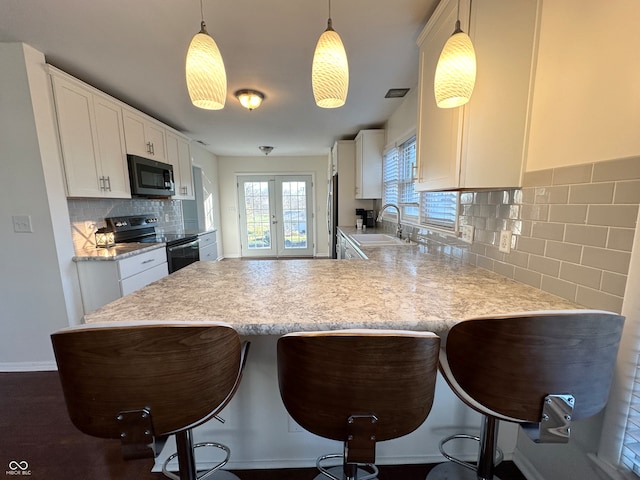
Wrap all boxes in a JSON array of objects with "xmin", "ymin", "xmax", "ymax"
[{"xmin": 350, "ymin": 233, "xmax": 412, "ymax": 246}]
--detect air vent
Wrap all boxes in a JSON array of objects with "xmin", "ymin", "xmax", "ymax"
[
  {"xmin": 195, "ymin": 140, "xmax": 210, "ymax": 146},
  {"xmin": 385, "ymin": 88, "xmax": 410, "ymax": 98}
]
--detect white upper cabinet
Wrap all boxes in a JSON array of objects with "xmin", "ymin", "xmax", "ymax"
[
  {"xmin": 354, "ymin": 129, "xmax": 384, "ymax": 199},
  {"xmin": 122, "ymin": 109, "xmax": 167, "ymax": 162},
  {"xmin": 166, "ymin": 131, "xmax": 194, "ymax": 200},
  {"xmin": 415, "ymin": 0, "xmax": 540, "ymax": 191},
  {"xmin": 50, "ymin": 70, "xmax": 130, "ymax": 198}
]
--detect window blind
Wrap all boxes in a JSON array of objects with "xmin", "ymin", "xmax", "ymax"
[
  {"xmin": 420, "ymin": 191, "xmax": 459, "ymax": 231},
  {"xmin": 398, "ymin": 137, "xmax": 419, "ymax": 206},
  {"xmin": 621, "ymin": 353, "xmax": 640, "ymax": 477},
  {"xmin": 382, "ymin": 147, "xmax": 399, "ymax": 207}
]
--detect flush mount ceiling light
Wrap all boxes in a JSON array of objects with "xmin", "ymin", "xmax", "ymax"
[
  {"xmin": 235, "ymin": 89, "xmax": 265, "ymax": 111},
  {"xmin": 259, "ymin": 146, "xmax": 274, "ymax": 156},
  {"xmin": 434, "ymin": 0, "xmax": 477, "ymax": 109},
  {"xmin": 312, "ymin": 0, "xmax": 349, "ymax": 108},
  {"xmin": 185, "ymin": 0, "xmax": 227, "ymax": 110}
]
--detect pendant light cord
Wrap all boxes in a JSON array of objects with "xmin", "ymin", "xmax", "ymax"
[{"xmin": 200, "ymin": 0, "xmax": 204, "ymax": 22}]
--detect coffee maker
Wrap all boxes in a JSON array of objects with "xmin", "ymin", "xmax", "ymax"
[{"xmin": 356, "ymin": 209, "xmax": 376, "ymax": 228}]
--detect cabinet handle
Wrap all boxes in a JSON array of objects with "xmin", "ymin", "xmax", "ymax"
[
  {"xmin": 141, "ymin": 258, "xmax": 155, "ymax": 264},
  {"xmin": 150, "ymin": 142, "xmax": 155, "ymax": 155},
  {"xmin": 99, "ymin": 176, "xmax": 105, "ymax": 191},
  {"xmin": 105, "ymin": 176, "xmax": 112, "ymax": 192},
  {"xmin": 146, "ymin": 141, "xmax": 152, "ymax": 155}
]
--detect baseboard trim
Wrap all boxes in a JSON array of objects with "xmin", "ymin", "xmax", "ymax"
[
  {"xmin": 587, "ymin": 453, "xmax": 630, "ymax": 480},
  {"xmin": 512, "ymin": 448, "xmax": 544, "ymax": 480},
  {"xmin": 0, "ymin": 361, "xmax": 57, "ymax": 372}
]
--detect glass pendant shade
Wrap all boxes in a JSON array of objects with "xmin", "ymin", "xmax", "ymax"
[
  {"xmin": 434, "ymin": 22, "xmax": 476, "ymax": 109},
  {"xmin": 312, "ymin": 20, "xmax": 349, "ymax": 108},
  {"xmin": 186, "ymin": 21, "xmax": 227, "ymax": 110}
]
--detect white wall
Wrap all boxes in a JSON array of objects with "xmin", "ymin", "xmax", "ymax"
[
  {"xmin": 514, "ymin": 1, "xmax": 640, "ymax": 478},
  {"xmin": 525, "ymin": 0, "xmax": 640, "ymax": 172},
  {"xmin": 0, "ymin": 43, "xmax": 83, "ymax": 371},
  {"xmin": 384, "ymin": 87, "xmax": 418, "ymax": 148},
  {"xmin": 217, "ymin": 155, "xmax": 329, "ymax": 258}
]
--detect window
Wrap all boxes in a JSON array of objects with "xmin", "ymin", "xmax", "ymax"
[
  {"xmin": 621, "ymin": 353, "xmax": 640, "ymax": 476},
  {"xmin": 382, "ymin": 135, "xmax": 419, "ymax": 222},
  {"xmin": 420, "ymin": 191, "xmax": 459, "ymax": 232}
]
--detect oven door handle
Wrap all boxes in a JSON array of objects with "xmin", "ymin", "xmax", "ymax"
[{"xmin": 167, "ymin": 239, "xmax": 200, "ymax": 253}]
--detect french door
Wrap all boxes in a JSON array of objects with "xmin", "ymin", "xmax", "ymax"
[{"xmin": 238, "ymin": 175, "xmax": 314, "ymax": 258}]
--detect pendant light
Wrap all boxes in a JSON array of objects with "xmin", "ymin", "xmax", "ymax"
[
  {"xmin": 185, "ymin": 0, "xmax": 227, "ymax": 110},
  {"xmin": 312, "ymin": 0, "xmax": 349, "ymax": 108},
  {"xmin": 434, "ymin": 0, "xmax": 476, "ymax": 109}
]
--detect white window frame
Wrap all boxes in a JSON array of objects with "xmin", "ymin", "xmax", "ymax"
[{"xmin": 382, "ymin": 133, "xmax": 419, "ymax": 224}]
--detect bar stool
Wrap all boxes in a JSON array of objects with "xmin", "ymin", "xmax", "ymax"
[
  {"xmin": 277, "ymin": 329, "xmax": 441, "ymax": 480},
  {"xmin": 428, "ymin": 310, "xmax": 624, "ymax": 480},
  {"xmin": 51, "ymin": 321, "xmax": 250, "ymax": 480}
]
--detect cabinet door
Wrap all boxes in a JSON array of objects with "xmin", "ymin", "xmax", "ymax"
[
  {"xmin": 122, "ymin": 109, "xmax": 167, "ymax": 161},
  {"xmin": 459, "ymin": 0, "xmax": 538, "ymax": 188},
  {"xmin": 51, "ymin": 76, "xmax": 102, "ymax": 197},
  {"xmin": 145, "ymin": 121, "xmax": 167, "ymax": 162},
  {"xmin": 415, "ymin": 0, "xmax": 464, "ymax": 191},
  {"xmin": 355, "ymin": 130, "xmax": 384, "ymax": 199},
  {"xmin": 122, "ymin": 109, "xmax": 149, "ymax": 157},
  {"xmin": 92, "ymin": 95, "xmax": 131, "ymax": 198},
  {"xmin": 166, "ymin": 132, "xmax": 194, "ymax": 199}
]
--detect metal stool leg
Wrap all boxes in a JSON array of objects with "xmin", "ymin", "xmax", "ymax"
[
  {"xmin": 162, "ymin": 431, "xmax": 241, "ymax": 480},
  {"xmin": 426, "ymin": 416, "xmax": 503, "ymax": 480},
  {"xmin": 315, "ymin": 453, "xmax": 379, "ymax": 480}
]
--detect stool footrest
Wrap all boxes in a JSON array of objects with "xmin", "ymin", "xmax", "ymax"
[
  {"xmin": 162, "ymin": 441, "xmax": 231, "ymax": 480},
  {"xmin": 316, "ymin": 453, "xmax": 379, "ymax": 480},
  {"xmin": 438, "ymin": 433, "xmax": 504, "ymax": 472}
]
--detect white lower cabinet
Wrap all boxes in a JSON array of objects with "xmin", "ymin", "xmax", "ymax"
[
  {"xmin": 337, "ymin": 231, "xmax": 365, "ymax": 260},
  {"xmin": 76, "ymin": 247, "xmax": 168, "ymax": 314},
  {"xmin": 199, "ymin": 231, "xmax": 219, "ymax": 261}
]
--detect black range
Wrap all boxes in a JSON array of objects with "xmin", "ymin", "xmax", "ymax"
[{"xmin": 106, "ymin": 215, "xmax": 200, "ymax": 274}]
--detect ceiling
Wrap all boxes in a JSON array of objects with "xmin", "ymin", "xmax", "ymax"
[{"xmin": 1, "ymin": 0, "xmax": 438, "ymax": 157}]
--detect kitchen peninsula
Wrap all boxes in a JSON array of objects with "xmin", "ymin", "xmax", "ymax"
[
  {"xmin": 83, "ymin": 228, "xmax": 580, "ymax": 473},
  {"xmin": 85, "ymin": 229, "xmax": 578, "ymax": 334}
]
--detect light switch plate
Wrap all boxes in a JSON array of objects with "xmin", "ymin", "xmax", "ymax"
[
  {"xmin": 12, "ymin": 215, "xmax": 33, "ymax": 233},
  {"xmin": 461, "ymin": 225, "xmax": 475, "ymax": 244}
]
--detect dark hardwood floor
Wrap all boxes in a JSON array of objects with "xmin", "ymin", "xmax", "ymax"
[{"xmin": 0, "ymin": 371, "xmax": 526, "ymax": 479}]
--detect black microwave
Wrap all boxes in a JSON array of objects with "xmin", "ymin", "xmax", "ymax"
[{"xmin": 127, "ymin": 155, "xmax": 175, "ymax": 197}]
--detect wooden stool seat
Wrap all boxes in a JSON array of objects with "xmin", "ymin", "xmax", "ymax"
[
  {"xmin": 428, "ymin": 310, "xmax": 624, "ymax": 480},
  {"xmin": 277, "ymin": 329, "xmax": 441, "ymax": 480},
  {"xmin": 51, "ymin": 321, "xmax": 249, "ymax": 480}
]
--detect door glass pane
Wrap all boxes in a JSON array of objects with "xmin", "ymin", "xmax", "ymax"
[
  {"xmin": 281, "ymin": 181, "xmax": 307, "ymax": 249},
  {"xmin": 244, "ymin": 181, "xmax": 271, "ymax": 249}
]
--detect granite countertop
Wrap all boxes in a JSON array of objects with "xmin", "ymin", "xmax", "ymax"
[
  {"xmin": 73, "ymin": 242, "xmax": 165, "ymax": 262},
  {"xmin": 84, "ymin": 228, "xmax": 580, "ymax": 336}
]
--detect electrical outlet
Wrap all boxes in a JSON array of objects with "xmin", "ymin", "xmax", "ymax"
[
  {"xmin": 499, "ymin": 230, "xmax": 512, "ymax": 253},
  {"xmin": 460, "ymin": 225, "xmax": 475, "ymax": 244}
]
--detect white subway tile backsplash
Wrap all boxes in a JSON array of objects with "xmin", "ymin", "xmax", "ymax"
[
  {"xmin": 552, "ymin": 164, "xmax": 593, "ymax": 185},
  {"xmin": 587, "ymin": 205, "xmax": 639, "ymax": 228},
  {"xmin": 569, "ymin": 183, "xmax": 614, "ymax": 204},
  {"xmin": 449, "ymin": 156, "xmax": 639, "ymax": 314}
]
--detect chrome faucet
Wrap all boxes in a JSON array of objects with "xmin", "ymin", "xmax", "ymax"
[{"xmin": 377, "ymin": 203, "xmax": 403, "ymax": 238}]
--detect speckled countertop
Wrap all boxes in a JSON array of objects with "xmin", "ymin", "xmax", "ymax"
[
  {"xmin": 83, "ymin": 227, "xmax": 580, "ymax": 336},
  {"xmin": 73, "ymin": 242, "xmax": 166, "ymax": 261}
]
